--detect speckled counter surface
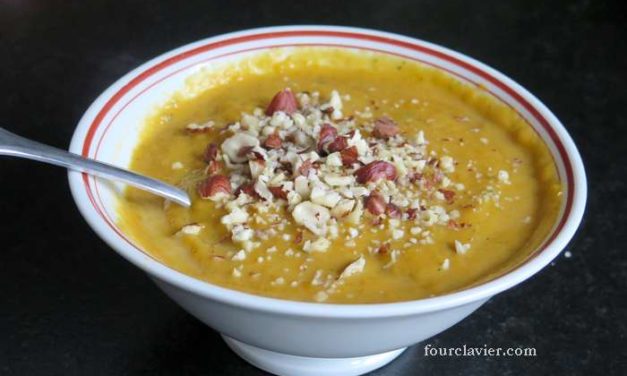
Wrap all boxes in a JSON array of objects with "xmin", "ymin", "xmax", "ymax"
[{"xmin": 1, "ymin": 1, "xmax": 625, "ymax": 375}]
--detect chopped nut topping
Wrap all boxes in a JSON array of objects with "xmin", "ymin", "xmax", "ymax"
[
  {"xmin": 198, "ymin": 175, "xmax": 231, "ymax": 200},
  {"xmin": 263, "ymin": 133, "xmax": 283, "ymax": 149},
  {"xmin": 372, "ymin": 117, "xmax": 399, "ymax": 139},
  {"xmin": 386, "ymin": 203, "xmax": 401, "ymax": 218},
  {"xmin": 292, "ymin": 201, "xmax": 330, "ymax": 236},
  {"xmin": 221, "ymin": 207, "xmax": 249, "ymax": 226},
  {"xmin": 221, "ymin": 133, "xmax": 259, "ymax": 163},
  {"xmin": 265, "ymin": 88, "xmax": 298, "ymax": 115},
  {"xmin": 317, "ymin": 123, "xmax": 338, "ymax": 152},
  {"xmin": 205, "ymin": 160, "xmax": 222, "ymax": 175},
  {"xmin": 327, "ymin": 136, "xmax": 348, "ymax": 153},
  {"xmin": 355, "ymin": 161, "xmax": 397, "ymax": 184},
  {"xmin": 232, "ymin": 249, "xmax": 247, "ymax": 261},
  {"xmin": 176, "ymin": 223, "xmax": 203, "ymax": 236},
  {"xmin": 331, "ymin": 199, "xmax": 355, "ymax": 218},
  {"xmin": 303, "ymin": 237, "xmax": 331, "ymax": 252},
  {"xmin": 340, "ymin": 146, "xmax": 358, "ymax": 166},
  {"xmin": 339, "ymin": 256, "xmax": 366, "ymax": 279},
  {"xmin": 182, "ymin": 88, "xmax": 480, "ymax": 296},
  {"xmin": 498, "ymin": 170, "xmax": 511, "ymax": 184},
  {"xmin": 392, "ymin": 229, "xmax": 405, "ymax": 240},
  {"xmin": 186, "ymin": 121, "xmax": 214, "ymax": 133},
  {"xmin": 268, "ymin": 185, "xmax": 288, "ymax": 200},
  {"xmin": 438, "ymin": 189, "xmax": 456, "ymax": 203},
  {"xmin": 365, "ymin": 191, "xmax": 386, "ymax": 215},
  {"xmin": 454, "ymin": 240, "xmax": 471, "ymax": 255},
  {"xmin": 441, "ymin": 258, "xmax": 450, "ymax": 271},
  {"xmin": 314, "ymin": 291, "xmax": 329, "ymax": 302},
  {"xmin": 203, "ymin": 143, "xmax": 219, "ymax": 163}
]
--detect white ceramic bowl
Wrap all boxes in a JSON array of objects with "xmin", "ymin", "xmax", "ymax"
[{"xmin": 68, "ymin": 26, "xmax": 586, "ymax": 376}]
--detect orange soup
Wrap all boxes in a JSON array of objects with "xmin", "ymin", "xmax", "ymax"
[{"xmin": 118, "ymin": 48, "xmax": 562, "ymax": 303}]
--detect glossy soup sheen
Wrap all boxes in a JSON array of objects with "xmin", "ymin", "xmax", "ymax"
[{"xmin": 118, "ymin": 48, "xmax": 562, "ymax": 303}]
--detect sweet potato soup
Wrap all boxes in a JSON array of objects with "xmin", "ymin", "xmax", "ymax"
[{"xmin": 118, "ymin": 48, "xmax": 562, "ymax": 303}]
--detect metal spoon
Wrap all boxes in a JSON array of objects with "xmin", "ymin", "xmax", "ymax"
[{"xmin": 0, "ymin": 127, "xmax": 191, "ymax": 207}]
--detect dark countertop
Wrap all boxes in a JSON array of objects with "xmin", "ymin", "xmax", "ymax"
[{"xmin": 1, "ymin": 1, "xmax": 625, "ymax": 375}]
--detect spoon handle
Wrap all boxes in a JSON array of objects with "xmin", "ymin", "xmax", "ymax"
[{"xmin": 0, "ymin": 127, "xmax": 191, "ymax": 207}]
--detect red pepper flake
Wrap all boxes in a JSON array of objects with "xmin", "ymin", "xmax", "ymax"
[
  {"xmin": 294, "ymin": 231, "xmax": 303, "ymax": 244},
  {"xmin": 406, "ymin": 208, "xmax": 418, "ymax": 220},
  {"xmin": 375, "ymin": 243, "xmax": 390, "ymax": 255},
  {"xmin": 447, "ymin": 219, "xmax": 460, "ymax": 229},
  {"xmin": 438, "ymin": 189, "xmax": 456, "ymax": 203}
]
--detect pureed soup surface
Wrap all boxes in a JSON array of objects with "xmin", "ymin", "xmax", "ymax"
[{"xmin": 118, "ymin": 48, "xmax": 562, "ymax": 303}]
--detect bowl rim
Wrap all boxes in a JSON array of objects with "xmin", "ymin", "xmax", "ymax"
[{"xmin": 68, "ymin": 25, "xmax": 587, "ymax": 318}]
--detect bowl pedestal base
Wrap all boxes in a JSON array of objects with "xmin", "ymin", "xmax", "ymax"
[{"xmin": 222, "ymin": 335, "xmax": 407, "ymax": 376}]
